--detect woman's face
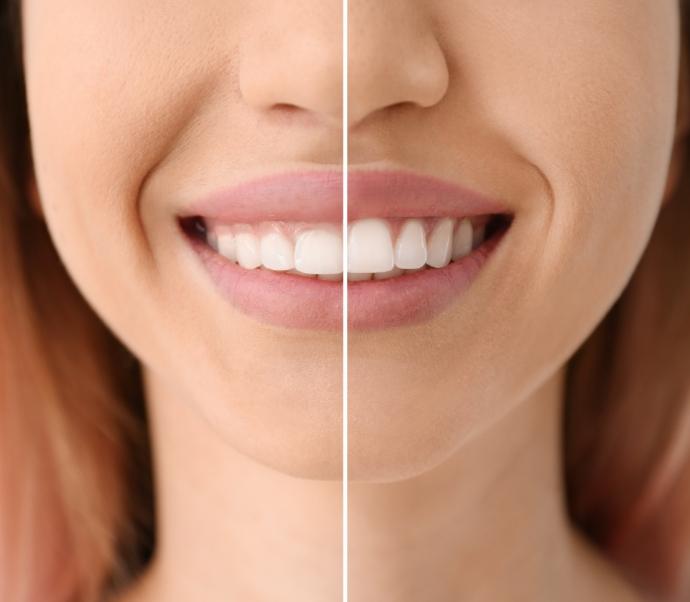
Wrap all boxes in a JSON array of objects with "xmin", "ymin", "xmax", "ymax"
[
  {"xmin": 23, "ymin": 1, "xmax": 683, "ymax": 480},
  {"xmin": 22, "ymin": 0, "xmax": 344, "ymax": 477}
]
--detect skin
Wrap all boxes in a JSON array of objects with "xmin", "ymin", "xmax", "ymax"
[{"xmin": 20, "ymin": 0, "xmax": 687, "ymax": 600}]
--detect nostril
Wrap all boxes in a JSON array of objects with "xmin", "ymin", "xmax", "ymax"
[{"xmin": 272, "ymin": 103, "xmax": 303, "ymax": 113}]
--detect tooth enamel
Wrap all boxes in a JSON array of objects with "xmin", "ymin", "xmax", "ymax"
[
  {"xmin": 287, "ymin": 268, "xmax": 316, "ymax": 278},
  {"xmin": 235, "ymin": 231, "xmax": 261, "ymax": 269},
  {"xmin": 452, "ymin": 218, "xmax": 473, "ymax": 260},
  {"xmin": 216, "ymin": 227, "xmax": 236, "ymax": 261},
  {"xmin": 426, "ymin": 218, "xmax": 455, "ymax": 268},
  {"xmin": 395, "ymin": 219, "xmax": 427, "ymax": 269},
  {"xmin": 472, "ymin": 223, "xmax": 486, "ymax": 249},
  {"xmin": 348, "ymin": 218, "xmax": 394, "ymax": 273},
  {"xmin": 294, "ymin": 228, "xmax": 343, "ymax": 275},
  {"xmin": 260, "ymin": 229, "xmax": 294, "ymax": 271},
  {"xmin": 207, "ymin": 229, "xmax": 219, "ymax": 252},
  {"xmin": 374, "ymin": 268, "xmax": 404, "ymax": 280},
  {"xmin": 348, "ymin": 272, "xmax": 373, "ymax": 281},
  {"xmin": 205, "ymin": 215, "xmax": 494, "ymax": 278}
]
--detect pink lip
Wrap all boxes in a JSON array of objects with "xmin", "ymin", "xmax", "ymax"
[{"xmin": 181, "ymin": 169, "xmax": 511, "ymax": 330}]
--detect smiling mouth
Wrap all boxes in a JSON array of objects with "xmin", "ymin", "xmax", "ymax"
[
  {"xmin": 177, "ymin": 169, "xmax": 513, "ymax": 330},
  {"xmin": 180, "ymin": 213, "xmax": 512, "ymax": 282}
]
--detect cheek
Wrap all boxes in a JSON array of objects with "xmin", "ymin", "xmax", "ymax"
[
  {"xmin": 21, "ymin": 3, "xmax": 346, "ymax": 478},
  {"xmin": 446, "ymin": 1, "xmax": 680, "ymax": 357},
  {"xmin": 21, "ymin": 3, "xmax": 229, "ymax": 357}
]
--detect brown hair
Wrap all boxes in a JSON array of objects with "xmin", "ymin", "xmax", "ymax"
[
  {"xmin": 1, "ymin": 1, "xmax": 690, "ymax": 601},
  {"xmin": 0, "ymin": 2, "xmax": 153, "ymax": 601},
  {"xmin": 565, "ymin": 3, "xmax": 690, "ymax": 600}
]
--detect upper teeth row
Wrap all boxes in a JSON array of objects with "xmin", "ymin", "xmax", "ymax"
[{"xmin": 205, "ymin": 217, "xmax": 486, "ymax": 278}]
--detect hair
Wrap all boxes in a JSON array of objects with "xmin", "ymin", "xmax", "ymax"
[
  {"xmin": 0, "ymin": 3, "xmax": 153, "ymax": 602},
  {"xmin": 1, "ymin": 1, "xmax": 690, "ymax": 601},
  {"xmin": 564, "ymin": 3, "xmax": 690, "ymax": 600}
]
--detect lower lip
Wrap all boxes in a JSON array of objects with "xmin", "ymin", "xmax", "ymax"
[{"xmin": 184, "ymin": 227, "xmax": 507, "ymax": 331}]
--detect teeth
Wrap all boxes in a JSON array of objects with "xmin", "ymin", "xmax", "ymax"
[
  {"xmin": 202, "ymin": 215, "xmax": 491, "ymax": 279},
  {"xmin": 216, "ymin": 226, "xmax": 236, "ymax": 261},
  {"xmin": 426, "ymin": 218, "xmax": 454, "ymax": 268},
  {"xmin": 287, "ymin": 268, "xmax": 316, "ymax": 278},
  {"xmin": 348, "ymin": 272, "xmax": 373, "ymax": 281},
  {"xmin": 374, "ymin": 268, "xmax": 404, "ymax": 280},
  {"xmin": 452, "ymin": 218, "xmax": 473, "ymax": 260},
  {"xmin": 260, "ymin": 228, "xmax": 294, "ymax": 271},
  {"xmin": 235, "ymin": 231, "xmax": 261, "ymax": 269},
  {"xmin": 294, "ymin": 228, "xmax": 342, "ymax": 274},
  {"xmin": 394, "ymin": 219, "xmax": 427, "ymax": 269},
  {"xmin": 348, "ymin": 218, "xmax": 395, "ymax": 273},
  {"xmin": 472, "ymin": 223, "xmax": 486, "ymax": 249}
]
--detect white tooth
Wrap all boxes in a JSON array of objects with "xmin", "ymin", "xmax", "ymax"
[
  {"xmin": 207, "ymin": 229, "xmax": 219, "ymax": 252},
  {"xmin": 405, "ymin": 267, "xmax": 425, "ymax": 274},
  {"xmin": 318, "ymin": 273, "xmax": 343, "ymax": 281},
  {"xmin": 348, "ymin": 272, "xmax": 373, "ymax": 281},
  {"xmin": 394, "ymin": 219, "xmax": 427, "ymax": 269},
  {"xmin": 348, "ymin": 218, "xmax": 394, "ymax": 273},
  {"xmin": 472, "ymin": 223, "xmax": 486, "ymax": 249},
  {"xmin": 287, "ymin": 269, "xmax": 316, "ymax": 278},
  {"xmin": 217, "ymin": 227, "xmax": 237, "ymax": 262},
  {"xmin": 452, "ymin": 218, "xmax": 473, "ymax": 260},
  {"xmin": 260, "ymin": 229, "xmax": 294, "ymax": 271},
  {"xmin": 235, "ymin": 231, "xmax": 261, "ymax": 269},
  {"xmin": 426, "ymin": 218, "xmax": 455, "ymax": 268},
  {"xmin": 373, "ymin": 268, "xmax": 404, "ymax": 280},
  {"xmin": 294, "ymin": 228, "xmax": 342, "ymax": 275}
]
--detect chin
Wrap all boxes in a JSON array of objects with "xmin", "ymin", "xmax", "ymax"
[{"xmin": 347, "ymin": 425, "xmax": 465, "ymax": 484}]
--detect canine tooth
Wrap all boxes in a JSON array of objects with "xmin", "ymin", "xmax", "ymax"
[
  {"xmin": 373, "ymin": 268, "xmax": 404, "ymax": 280},
  {"xmin": 395, "ymin": 219, "xmax": 427, "ymax": 269},
  {"xmin": 452, "ymin": 218, "xmax": 473, "ymax": 260},
  {"xmin": 235, "ymin": 231, "xmax": 261, "ymax": 269},
  {"xmin": 216, "ymin": 227, "xmax": 237, "ymax": 261},
  {"xmin": 294, "ymin": 228, "xmax": 342, "ymax": 275},
  {"xmin": 348, "ymin": 218, "xmax": 394, "ymax": 273},
  {"xmin": 472, "ymin": 223, "xmax": 486, "ymax": 249},
  {"xmin": 348, "ymin": 272, "xmax": 373, "ymax": 281},
  {"xmin": 426, "ymin": 218, "xmax": 454, "ymax": 268},
  {"xmin": 260, "ymin": 229, "xmax": 294, "ymax": 271}
]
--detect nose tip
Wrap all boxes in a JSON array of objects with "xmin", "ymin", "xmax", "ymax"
[
  {"xmin": 347, "ymin": 3, "xmax": 450, "ymax": 130},
  {"xmin": 348, "ymin": 37, "xmax": 449, "ymax": 128},
  {"xmin": 237, "ymin": 4, "xmax": 449, "ymax": 132},
  {"xmin": 240, "ymin": 48, "xmax": 343, "ymax": 127},
  {"xmin": 238, "ymin": 4, "xmax": 343, "ymax": 129}
]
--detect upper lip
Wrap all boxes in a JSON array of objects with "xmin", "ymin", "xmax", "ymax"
[{"xmin": 182, "ymin": 168, "xmax": 510, "ymax": 223}]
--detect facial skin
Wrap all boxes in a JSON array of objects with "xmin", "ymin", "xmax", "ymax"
[
  {"xmin": 22, "ymin": 0, "xmax": 683, "ymax": 492},
  {"xmin": 22, "ymin": 0, "xmax": 344, "ymax": 478},
  {"xmin": 20, "ymin": 1, "xmax": 688, "ymax": 601},
  {"xmin": 348, "ymin": 0, "xmax": 684, "ymax": 481},
  {"xmin": 23, "ymin": 0, "xmax": 684, "ymax": 487}
]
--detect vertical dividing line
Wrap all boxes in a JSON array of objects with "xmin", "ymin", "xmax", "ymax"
[{"xmin": 341, "ymin": 0, "xmax": 349, "ymax": 598}]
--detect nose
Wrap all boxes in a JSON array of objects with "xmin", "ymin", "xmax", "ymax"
[
  {"xmin": 239, "ymin": 4, "xmax": 343, "ymax": 128},
  {"xmin": 348, "ymin": 1, "xmax": 449, "ymax": 128}
]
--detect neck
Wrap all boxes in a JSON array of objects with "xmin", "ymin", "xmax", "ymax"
[
  {"xmin": 125, "ymin": 365, "xmax": 639, "ymax": 602},
  {"xmin": 350, "ymin": 368, "xmax": 570, "ymax": 601},
  {"xmin": 130, "ymin": 368, "xmax": 342, "ymax": 602}
]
